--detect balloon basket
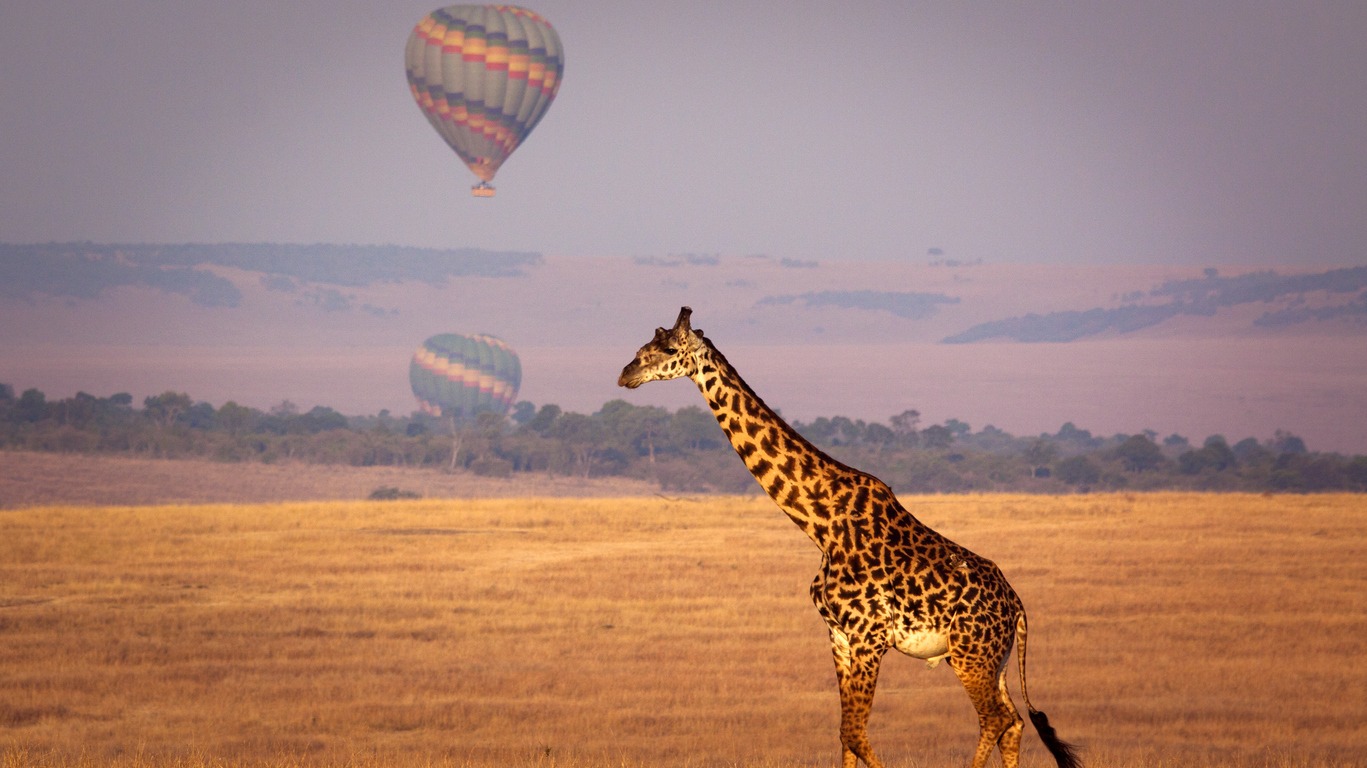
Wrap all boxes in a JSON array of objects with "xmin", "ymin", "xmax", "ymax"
[{"xmin": 471, "ymin": 182, "xmax": 496, "ymax": 198}]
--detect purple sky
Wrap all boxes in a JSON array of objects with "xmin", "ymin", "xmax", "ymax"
[{"xmin": 3, "ymin": 2, "xmax": 1366, "ymax": 265}]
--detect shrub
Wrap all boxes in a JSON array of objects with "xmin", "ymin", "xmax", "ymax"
[{"xmin": 368, "ymin": 486, "xmax": 421, "ymax": 500}]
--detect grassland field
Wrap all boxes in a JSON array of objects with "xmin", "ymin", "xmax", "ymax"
[{"xmin": 1, "ymin": 453, "xmax": 1364, "ymax": 767}]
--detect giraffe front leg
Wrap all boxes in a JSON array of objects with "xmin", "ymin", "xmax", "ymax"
[{"xmin": 829, "ymin": 628, "xmax": 887, "ymax": 768}]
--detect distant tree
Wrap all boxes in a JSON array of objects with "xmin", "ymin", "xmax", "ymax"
[
  {"xmin": 524, "ymin": 404, "xmax": 562, "ymax": 436},
  {"xmin": 54, "ymin": 392, "xmax": 98, "ymax": 429},
  {"xmin": 496, "ymin": 428, "xmax": 560, "ymax": 474},
  {"xmin": 0, "ymin": 383, "xmax": 14, "ymax": 424},
  {"xmin": 944, "ymin": 419, "xmax": 972, "ymax": 438},
  {"xmin": 1163, "ymin": 433, "xmax": 1191, "ymax": 453},
  {"xmin": 889, "ymin": 409, "xmax": 921, "ymax": 439},
  {"xmin": 970, "ymin": 425, "xmax": 1014, "ymax": 450},
  {"xmin": 371, "ymin": 409, "xmax": 395, "ymax": 435},
  {"xmin": 1346, "ymin": 456, "xmax": 1367, "ymax": 490},
  {"xmin": 15, "ymin": 388, "xmax": 48, "ymax": 423},
  {"xmin": 1270, "ymin": 430, "xmax": 1308, "ymax": 455},
  {"xmin": 668, "ymin": 405, "xmax": 721, "ymax": 452},
  {"xmin": 864, "ymin": 422, "xmax": 896, "ymax": 449},
  {"xmin": 1114, "ymin": 434, "xmax": 1166, "ymax": 472},
  {"xmin": 299, "ymin": 405, "xmax": 349, "ymax": 433},
  {"xmin": 921, "ymin": 424, "xmax": 954, "ymax": 450},
  {"xmin": 1232, "ymin": 437, "xmax": 1272, "ymax": 464},
  {"xmin": 1270, "ymin": 453, "xmax": 1346, "ymax": 491},
  {"xmin": 1024, "ymin": 439, "xmax": 1058, "ymax": 469},
  {"xmin": 1297, "ymin": 456, "xmax": 1346, "ymax": 490},
  {"xmin": 1055, "ymin": 422, "xmax": 1100, "ymax": 449},
  {"xmin": 510, "ymin": 401, "xmax": 537, "ymax": 426},
  {"xmin": 597, "ymin": 399, "xmax": 669, "ymax": 463},
  {"xmin": 1203, "ymin": 435, "xmax": 1236, "ymax": 465},
  {"xmin": 799, "ymin": 417, "xmax": 835, "ymax": 444},
  {"xmin": 216, "ymin": 401, "xmax": 255, "ymax": 436},
  {"xmin": 635, "ymin": 406, "xmax": 672, "ymax": 462},
  {"xmin": 828, "ymin": 416, "xmax": 859, "ymax": 445},
  {"xmin": 1178, "ymin": 436, "xmax": 1236, "ymax": 475},
  {"xmin": 550, "ymin": 412, "xmax": 601, "ymax": 477},
  {"xmin": 271, "ymin": 400, "xmax": 300, "ymax": 418},
  {"xmin": 184, "ymin": 401, "xmax": 217, "ymax": 430},
  {"xmin": 144, "ymin": 391, "xmax": 193, "ymax": 428},
  {"xmin": 458, "ymin": 411, "xmax": 511, "ymax": 472},
  {"xmin": 1056, "ymin": 455, "xmax": 1101, "ymax": 486}
]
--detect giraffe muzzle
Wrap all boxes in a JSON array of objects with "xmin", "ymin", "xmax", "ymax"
[{"xmin": 617, "ymin": 363, "xmax": 643, "ymax": 389}]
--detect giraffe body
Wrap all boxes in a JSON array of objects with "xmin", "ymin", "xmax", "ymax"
[{"xmin": 619, "ymin": 307, "xmax": 1079, "ymax": 768}]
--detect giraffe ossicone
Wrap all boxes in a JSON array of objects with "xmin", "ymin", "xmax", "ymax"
[{"xmin": 619, "ymin": 306, "xmax": 1081, "ymax": 768}]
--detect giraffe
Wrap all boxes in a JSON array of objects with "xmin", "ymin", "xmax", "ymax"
[{"xmin": 618, "ymin": 307, "xmax": 1080, "ymax": 768}]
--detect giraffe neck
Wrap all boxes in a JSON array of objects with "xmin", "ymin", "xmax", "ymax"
[{"xmin": 689, "ymin": 339, "xmax": 856, "ymax": 547}]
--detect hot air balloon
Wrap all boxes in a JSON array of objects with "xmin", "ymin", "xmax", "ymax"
[
  {"xmin": 409, "ymin": 333, "xmax": 521, "ymax": 422},
  {"xmin": 405, "ymin": 5, "xmax": 564, "ymax": 197}
]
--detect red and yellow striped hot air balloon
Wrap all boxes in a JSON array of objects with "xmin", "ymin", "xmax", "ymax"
[
  {"xmin": 409, "ymin": 333, "xmax": 521, "ymax": 422},
  {"xmin": 405, "ymin": 5, "xmax": 564, "ymax": 197}
]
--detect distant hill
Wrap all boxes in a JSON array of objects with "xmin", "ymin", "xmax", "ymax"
[
  {"xmin": 0, "ymin": 242, "xmax": 543, "ymax": 308},
  {"xmin": 943, "ymin": 266, "xmax": 1367, "ymax": 343},
  {"xmin": 8, "ymin": 243, "xmax": 1363, "ymax": 343},
  {"xmin": 757, "ymin": 289, "xmax": 960, "ymax": 320}
]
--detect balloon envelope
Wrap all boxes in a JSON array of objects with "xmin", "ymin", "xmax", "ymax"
[
  {"xmin": 409, "ymin": 333, "xmax": 521, "ymax": 422},
  {"xmin": 405, "ymin": 5, "xmax": 564, "ymax": 191}
]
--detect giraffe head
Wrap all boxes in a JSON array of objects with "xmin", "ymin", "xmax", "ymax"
[{"xmin": 618, "ymin": 306, "xmax": 705, "ymax": 389}]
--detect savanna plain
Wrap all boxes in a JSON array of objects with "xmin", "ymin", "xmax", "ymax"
[{"xmin": 2, "ymin": 462, "xmax": 1364, "ymax": 768}]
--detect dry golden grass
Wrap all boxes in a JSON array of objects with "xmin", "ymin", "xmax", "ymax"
[{"xmin": 2, "ymin": 493, "xmax": 1364, "ymax": 768}]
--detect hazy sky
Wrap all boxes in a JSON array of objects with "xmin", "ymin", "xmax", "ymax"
[{"xmin": 3, "ymin": 1, "xmax": 1366, "ymax": 265}]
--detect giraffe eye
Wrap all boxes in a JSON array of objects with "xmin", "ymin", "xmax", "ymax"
[{"xmin": 662, "ymin": 346, "xmax": 678, "ymax": 355}]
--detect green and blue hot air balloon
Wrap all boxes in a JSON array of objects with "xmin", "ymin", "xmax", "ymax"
[
  {"xmin": 405, "ymin": 5, "xmax": 564, "ymax": 197},
  {"xmin": 409, "ymin": 333, "xmax": 521, "ymax": 422}
]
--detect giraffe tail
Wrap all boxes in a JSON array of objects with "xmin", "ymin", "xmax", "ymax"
[{"xmin": 1016, "ymin": 612, "xmax": 1082, "ymax": 768}]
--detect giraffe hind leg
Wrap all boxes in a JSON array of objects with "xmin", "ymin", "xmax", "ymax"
[
  {"xmin": 995, "ymin": 669, "xmax": 1025, "ymax": 767},
  {"xmin": 951, "ymin": 656, "xmax": 1024, "ymax": 768}
]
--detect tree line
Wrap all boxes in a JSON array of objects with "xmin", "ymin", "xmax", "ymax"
[{"xmin": 3, "ymin": 382, "xmax": 1365, "ymax": 494}]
